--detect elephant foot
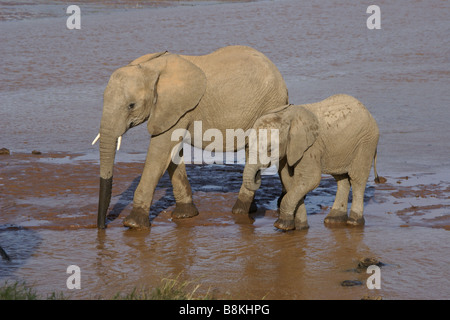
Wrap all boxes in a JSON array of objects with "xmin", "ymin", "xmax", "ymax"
[
  {"xmin": 232, "ymin": 199, "xmax": 257, "ymax": 215},
  {"xmin": 123, "ymin": 207, "xmax": 150, "ymax": 229},
  {"xmin": 171, "ymin": 202, "xmax": 199, "ymax": 219},
  {"xmin": 324, "ymin": 209, "xmax": 348, "ymax": 225},
  {"xmin": 294, "ymin": 220, "xmax": 309, "ymax": 231},
  {"xmin": 347, "ymin": 210, "xmax": 365, "ymax": 226},
  {"xmin": 274, "ymin": 218, "xmax": 295, "ymax": 231}
]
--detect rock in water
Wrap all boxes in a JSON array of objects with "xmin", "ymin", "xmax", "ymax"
[
  {"xmin": 374, "ymin": 176, "xmax": 387, "ymax": 184},
  {"xmin": 341, "ymin": 280, "xmax": 363, "ymax": 287},
  {"xmin": 0, "ymin": 148, "xmax": 10, "ymax": 155},
  {"xmin": 358, "ymin": 257, "xmax": 383, "ymax": 269}
]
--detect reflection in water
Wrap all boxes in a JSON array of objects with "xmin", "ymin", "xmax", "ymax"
[
  {"xmin": 0, "ymin": 225, "xmax": 42, "ymax": 279},
  {"xmin": 1, "ymin": 188, "xmax": 449, "ymax": 299}
]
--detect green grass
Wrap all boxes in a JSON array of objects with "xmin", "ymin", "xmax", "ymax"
[
  {"xmin": 0, "ymin": 276, "xmax": 212, "ymax": 300},
  {"xmin": 0, "ymin": 281, "xmax": 43, "ymax": 300},
  {"xmin": 113, "ymin": 275, "xmax": 213, "ymax": 300},
  {"xmin": 0, "ymin": 281, "xmax": 68, "ymax": 300}
]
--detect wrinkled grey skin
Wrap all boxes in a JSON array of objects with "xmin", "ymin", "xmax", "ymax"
[
  {"xmin": 96, "ymin": 46, "xmax": 288, "ymax": 229},
  {"xmin": 241, "ymin": 94, "xmax": 380, "ymax": 230}
]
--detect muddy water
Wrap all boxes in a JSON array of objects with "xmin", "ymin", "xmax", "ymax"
[
  {"xmin": 1, "ymin": 154, "xmax": 449, "ymax": 300},
  {"xmin": 1, "ymin": 1, "xmax": 449, "ymax": 299}
]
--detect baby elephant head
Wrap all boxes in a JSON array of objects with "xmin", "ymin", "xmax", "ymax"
[{"xmin": 243, "ymin": 106, "xmax": 319, "ymax": 191}]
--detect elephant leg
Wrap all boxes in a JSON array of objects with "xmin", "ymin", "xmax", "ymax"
[
  {"xmin": 275, "ymin": 164, "xmax": 321, "ymax": 231},
  {"xmin": 232, "ymin": 185, "xmax": 257, "ymax": 214},
  {"xmin": 123, "ymin": 134, "xmax": 177, "ymax": 229},
  {"xmin": 294, "ymin": 198, "xmax": 309, "ymax": 230},
  {"xmin": 277, "ymin": 159, "xmax": 288, "ymax": 208},
  {"xmin": 233, "ymin": 145, "xmax": 257, "ymax": 214},
  {"xmin": 324, "ymin": 174, "xmax": 350, "ymax": 224},
  {"xmin": 168, "ymin": 159, "xmax": 199, "ymax": 219},
  {"xmin": 347, "ymin": 179, "xmax": 366, "ymax": 226},
  {"xmin": 347, "ymin": 147, "xmax": 374, "ymax": 226},
  {"xmin": 276, "ymin": 187, "xmax": 308, "ymax": 231}
]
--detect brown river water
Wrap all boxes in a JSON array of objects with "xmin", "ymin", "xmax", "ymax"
[{"xmin": 0, "ymin": 0, "xmax": 449, "ymax": 300}]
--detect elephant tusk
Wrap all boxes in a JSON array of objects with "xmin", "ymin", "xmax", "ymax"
[
  {"xmin": 117, "ymin": 136, "xmax": 122, "ymax": 151},
  {"xmin": 92, "ymin": 133, "xmax": 100, "ymax": 145}
]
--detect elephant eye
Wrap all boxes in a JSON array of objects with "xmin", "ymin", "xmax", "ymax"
[{"xmin": 128, "ymin": 103, "xmax": 136, "ymax": 110}]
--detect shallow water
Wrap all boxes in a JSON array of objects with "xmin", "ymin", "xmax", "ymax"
[
  {"xmin": 0, "ymin": 0, "xmax": 449, "ymax": 299},
  {"xmin": 1, "ymin": 154, "xmax": 449, "ymax": 299},
  {"xmin": 3, "ymin": 210, "xmax": 449, "ymax": 300}
]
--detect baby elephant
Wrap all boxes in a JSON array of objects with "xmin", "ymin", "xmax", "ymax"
[{"xmin": 242, "ymin": 94, "xmax": 381, "ymax": 230}]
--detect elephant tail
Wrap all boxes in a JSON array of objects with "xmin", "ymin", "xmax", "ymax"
[{"xmin": 373, "ymin": 149, "xmax": 386, "ymax": 184}]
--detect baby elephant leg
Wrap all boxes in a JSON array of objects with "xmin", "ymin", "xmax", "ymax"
[
  {"xmin": 275, "ymin": 169, "xmax": 321, "ymax": 231},
  {"xmin": 275, "ymin": 189, "xmax": 301, "ymax": 230},
  {"xmin": 324, "ymin": 174, "xmax": 351, "ymax": 224},
  {"xmin": 347, "ymin": 178, "xmax": 367, "ymax": 226},
  {"xmin": 276, "ymin": 185, "xmax": 313, "ymax": 230},
  {"xmin": 294, "ymin": 198, "xmax": 309, "ymax": 230},
  {"xmin": 347, "ymin": 148, "xmax": 374, "ymax": 226}
]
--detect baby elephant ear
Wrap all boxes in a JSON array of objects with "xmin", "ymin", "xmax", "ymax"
[{"xmin": 286, "ymin": 107, "xmax": 319, "ymax": 167}]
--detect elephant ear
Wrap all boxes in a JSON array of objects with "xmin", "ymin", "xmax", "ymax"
[
  {"xmin": 286, "ymin": 107, "xmax": 319, "ymax": 167},
  {"xmin": 144, "ymin": 54, "xmax": 207, "ymax": 136}
]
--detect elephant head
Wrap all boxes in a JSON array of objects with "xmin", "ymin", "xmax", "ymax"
[
  {"xmin": 95, "ymin": 52, "xmax": 207, "ymax": 228},
  {"xmin": 243, "ymin": 106, "xmax": 319, "ymax": 191}
]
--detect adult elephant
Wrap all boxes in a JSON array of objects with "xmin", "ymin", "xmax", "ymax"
[{"xmin": 95, "ymin": 46, "xmax": 289, "ymax": 229}]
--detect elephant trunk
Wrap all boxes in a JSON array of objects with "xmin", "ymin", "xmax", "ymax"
[
  {"xmin": 97, "ymin": 129, "xmax": 118, "ymax": 229},
  {"xmin": 243, "ymin": 164, "xmax": 262, "ymax": 191}
]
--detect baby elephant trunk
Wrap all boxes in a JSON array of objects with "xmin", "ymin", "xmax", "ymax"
[{"xmin": 243, "ymin": 164, "xmax": 262, "ymax": 191}]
